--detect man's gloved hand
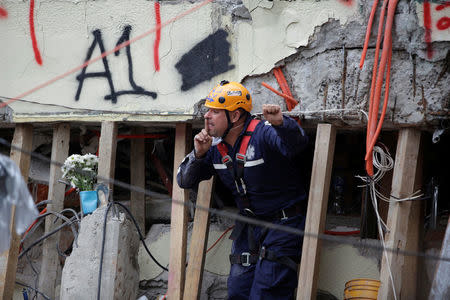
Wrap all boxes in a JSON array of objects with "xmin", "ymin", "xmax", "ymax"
[
  {"xmin": 194, "ymin": 119, "xmax": 212, "ymax": 158},
  {"xmin": 262, "ymin": 104, "xmax": 283, "ymax": 126}
]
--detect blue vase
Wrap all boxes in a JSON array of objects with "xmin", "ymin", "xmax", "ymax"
[{"xmin": 79, "ymin": 190, "xmax": 99, "ymax": 214}]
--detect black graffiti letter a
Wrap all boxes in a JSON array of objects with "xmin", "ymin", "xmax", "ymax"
[
  {"xmin": 106, "ymin": 25, "xmax": 157, "ymax": 100},
  {"xmin": 75, "ymin": 29, "xmax": 118, "ymax": 103}
]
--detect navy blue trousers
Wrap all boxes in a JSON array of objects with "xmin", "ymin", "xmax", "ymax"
[{"xmin": 227, "ymin": 214, "xmax": 305, "ymax": 300}]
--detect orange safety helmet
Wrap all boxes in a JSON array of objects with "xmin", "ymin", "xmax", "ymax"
[{"xmin": 205, "ymin": 80, "xmax": 252, "ymax": 112}]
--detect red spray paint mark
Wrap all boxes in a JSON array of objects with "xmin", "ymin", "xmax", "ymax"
[
  {"xmin": 29, "ymin": 0, "xmax": 43, "ymax": 65},
  {"xmin": 436, "ymin": 2, "xmax": 450, "ymax": 11},
  {"xmin": 437, "ymin": 17, "xmax": 450, "ymax": 30},
  {"xmin": 154, "ymin": 1, "xmax": 161, "ymax": 71},
  {"xmin": 0, "ymin": 7, "xmax": 8, "ymax": 18},
  {"xmin": 423, "ymin": 1, "xmax": 433, "ymax": 59},
  {"xmin": 0, "ymin": 0, "xmax": 212, "ymax": 110},
  {"xmin": 436, "ymin": 2, "xmax": 450, "ymax": 31},
  {"xmin": 339, "ymin": 0, "xmax": 354, "ymax": 6}
]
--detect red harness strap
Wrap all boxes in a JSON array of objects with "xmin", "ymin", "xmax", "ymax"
[
  {"xmin": 216, "ymin": 119, "xmax": 261, "ymax": 204},
  {"xmin": 216, "ymin": 119, "xmax": 260, "ymax": 165}
]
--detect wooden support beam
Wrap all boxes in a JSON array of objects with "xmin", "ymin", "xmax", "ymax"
[
  {"xmin": 167, "ymin": 123, "xmax": 192, "ymax": 300},
  {"xmin": 297, "ymin": 124, "xmax": 336, "ymax": 300},
  {"xmin": 184, "ymin": 178, "xmax": 214, "ymax": 300},
  {"xmin": 429, "ymin": 217, "xmax": 450, "ymax": 299},
  {"xmin": 98, "ymin": 121, "xmax": 118, "ymax": 204},
  {"xmin": 130, "ymin": 127, "xmax": 146, "ymax": 231},
  {"xmin": 38, "ymin": 123, "xmax": 70, "ymax": 299},
  {"xmin": 378, "ymin": 128, "xmax": 422, "ymax": 300},
  {"xmin": 0, "ymin": 124, "xmax": 33, "ymax": 300}
]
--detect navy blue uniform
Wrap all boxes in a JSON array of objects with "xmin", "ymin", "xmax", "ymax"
[{"xmin": 177, "ymin": 115, "xmax": 308, "ymax": 299}]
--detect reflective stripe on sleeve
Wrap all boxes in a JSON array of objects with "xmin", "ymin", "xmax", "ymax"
[
  {"xmin": 213, "ymin": 164, "xmax": 227, "ymax": 170},
  {"xmin": 244, "ymin": 158, "xmax": 264, "ymax": 167},
  {"xmin": 213, "ymin": 158, "xmax": 264, "ymax": 170}
]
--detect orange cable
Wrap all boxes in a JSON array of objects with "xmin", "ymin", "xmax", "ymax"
[
  {"xmin": 65, "ymin": 187, "xmax": 76, "ymax": 196},
  {"xmin": 360, "ymin": 0, "xmax": 380, "ymax": 69},
  {"xmin": 261, "ymin": 82, "xmax": 298, "ymax": 108},
  {"xmin": 206, "ymin": 225, "xmax": 234, "ymax": 253},
  {"xmin": 273, "ymin": 68, "xmax": 292, "ymax": 97},
  {"xmin": 365, "ymin": 0, "xmax": 399, "ymax": 175},
  {"xmin": 365, "ymin": 35, "xmax": 393, "ymax": 161},
  {"xmin": 366, "ymin": 0, "xmax": 389, "ymax": 150},
  {"xmin": 273, "ymin": 68, "xmax": 298, "ymax": 111},
  {"xmin": 324, "ymin": 230, "xmax": 360, "ymax": 236},
  {"xmin": 365, "ymin": 0, "xmax": 389, "ymax": 176}
]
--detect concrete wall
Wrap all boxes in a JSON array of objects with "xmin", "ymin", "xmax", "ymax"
[{"xmin": 1, "ymin": 0, "xmax": 448, "ymax": 125}]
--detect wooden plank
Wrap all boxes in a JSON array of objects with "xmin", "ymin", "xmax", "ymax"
[
  {"xmin": 130, "ymin": 127, "xmax": 146, "ymax": 231},
  {"xmin": 0, "ymin": 124, "xmax": 33, "ymax": 300},
  {"xmin": 378, "ymin": 128, "xmax": 422, "ymax": 300},
  {"xmin": 97, "ymin": 121, "xmax": 118, "ymax": 205},
  {"xmin": 429, "ymin": 217, "xmax": 450, "ymax": 299},
  {"xmin": 297, "ymin": 124, "xmax": 336, "ymax": 300},
  {"xmin": 184, "ymin": 177, "xmax": 214, "ymax": 300},
  {"xmin": 167, "ymin": 123, "xmax": 192, "ymax": 300},
  {"xmin": 38, "ymin": 123, "xmax": 70, "ymax": 299}
]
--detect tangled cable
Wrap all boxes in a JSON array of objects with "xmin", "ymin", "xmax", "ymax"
[{"xmin": 356, "ymin": 145, "xmax": 425, "ymax": 300}]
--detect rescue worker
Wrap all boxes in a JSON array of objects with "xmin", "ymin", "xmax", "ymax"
[{"xmin": 177, "ymin": 80, "xmax": 308, "ymax": 299}]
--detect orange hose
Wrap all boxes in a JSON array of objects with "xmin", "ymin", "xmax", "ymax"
[
  {"xmin": 273, "ymin": 68, "xmax": 298, "ymax": 110},
  {"xmin": 261, "ymin": 82, "xmax": 298, "ymax": 108},
  {"xmin": 274, "ymin": 68, "xmax": 292, "ymax": 98},
  {"xmin": 206, "ymin": 225, "xmax": 234, "ymax": 253},
  {"xmin": 360, "ymin": 0, "xmax": 380, "ymax": 69},
  {"xmin": 275, "ymin": 68, "xmax": 298, "ymax": 111},
  {"xmin": 365, "ymin": 36, "xmax": 392, "ymax": 161},
  {"xmin": 366, "ymin": 0, "xmax": 389, "ymax": 149},
  {"xmin": 324, "ymin": 230, "xmax": 360, "ymax": 236},
  {"xmin": 365, "ymin": 0, "xmax": 389, "ymax": 176},
  {"xmin": 365, "ymin": 0, "xmax": 399, "ymax": 175},
  {"xmin": 65, "ymin": 187, "xmax": 76, "ymax": 196}
]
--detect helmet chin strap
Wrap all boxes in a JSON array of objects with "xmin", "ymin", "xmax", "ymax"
[
  {"xmin": 221, "ymin": 110, "xmax": 233, "ymax": 139},
  {"xmin": 221, "ymin": 111, "xmax": 249, "ymax": 140}
]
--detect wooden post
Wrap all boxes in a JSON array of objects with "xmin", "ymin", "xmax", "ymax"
[
  {"xmin": 0, "ymin": 124, "xmax": 33, "ymax": 299},
  {"xmin": 429, "ymin": 217, "xmax": 450, "ymax": 299},
  {"xmin": 378, "ymin": 128, "xmax": 422, "ymax": 300},
  {"xmin": 184, "ymin": 178, "xmax": 214, "ymax": 300},
  {"xmin": 98, "ymin": 121, "xmax": 118, "ymax": 204},
  {"xmin": 130, "ymin": 127, "xmax": 146, "ymax": 231},
  {"xmin": 38, "ymin": 123, "xmax": 70, "ymax": 299},
  {"xmin": 167, "ymin": 123, "xmax": 192, "ymax": 300},
  {"xmin": 297, "ymin": 124, "xmax": 336, "ymax": 300}
]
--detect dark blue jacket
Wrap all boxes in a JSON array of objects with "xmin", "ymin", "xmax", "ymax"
[{"xmin": 177, "ymin": 115, "xmax": 308, "ymax": 216}]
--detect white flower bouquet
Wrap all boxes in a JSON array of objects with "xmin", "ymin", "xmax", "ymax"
[{"xmin": 61, "ymin": 154, "xmax": 98, "ymax": 191}]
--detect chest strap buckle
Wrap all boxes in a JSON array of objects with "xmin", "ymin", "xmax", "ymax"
[
  {"xmin": 221, "ymin": 155, "xmax": 232, "ymax": 165},
  {"xmin": 236, "ymin": 153, "xmax": 246, "ymax": 164}
]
